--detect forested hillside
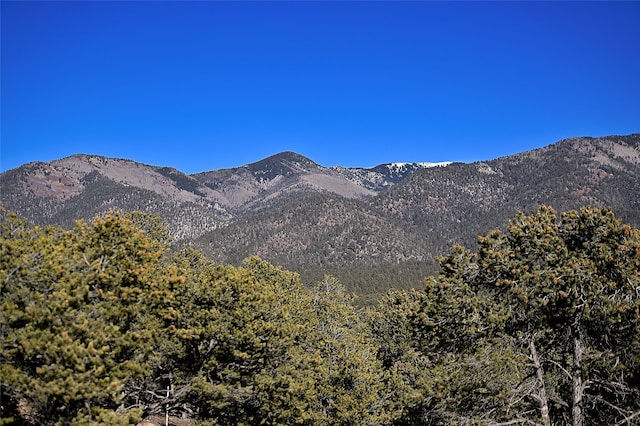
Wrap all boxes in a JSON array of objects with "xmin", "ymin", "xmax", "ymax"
[
  {"xmin": 192, "ymin": 134, "xmax": 640, "ymax": 299},
  {"xmin": 2, "ymin": 206, "xmax": 639, "ymax": 425},
  {"xmin": 1, "ymin": 134, "xmax": 639, "ymax": 302}
]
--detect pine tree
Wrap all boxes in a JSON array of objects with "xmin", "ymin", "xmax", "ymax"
[{"xmin": 304, "ymin": 276, "xmax": 403, "ymax": 425}]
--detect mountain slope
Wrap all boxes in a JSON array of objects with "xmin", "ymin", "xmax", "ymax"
[
  {"xmin": 187, "ymin": 134, "xmax": 640, "ymax": 296},
  {"xmin": 192, "ymin": 151, "xmax": 377, "ymax": 215},
  {"xmin": 0, "ymin": 155, "xmax": 231, "ymax": 240},
  {"xmin": 330, "ymin": 161, "xmax": 452, "ymax": 191},
  {"xmin": 1, "ymin": 134, "xmax": 639, "ymax": 299},
  {"xmin": 0, "ymin": 151, "xmax": 432, "ymax": 240},
  {"xmin": 374, "ymin": 134, "xmax": 640, "ymax": 254},
  {"xmin": 191, "ymin": 192, "xmax": 430, "ymax": 267}
]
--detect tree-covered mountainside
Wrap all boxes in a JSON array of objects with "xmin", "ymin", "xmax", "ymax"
[
  {"xmin": 1, "ymin": 134, "xmax": 639, "ymax": 300},
  {"xmin": 2, "ymin": 206, "xmax": 638, "ymax": 425},
  {"xmin": 192, "ymin": 134, "xmax": 640, "ymax": 298},
  {"xmin": 375, "ymin": 134, "xmax": 640, "ymax": 254}
]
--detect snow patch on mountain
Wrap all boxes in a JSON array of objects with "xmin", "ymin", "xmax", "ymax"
[
  {"xmin": 383, "ymin": 162, "xmax": 452, "ymax": 176},
  {"xmin": 329, "ymin": 161, "xmax": 452, "ymax": 192}
]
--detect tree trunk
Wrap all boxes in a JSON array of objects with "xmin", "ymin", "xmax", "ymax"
[
  {"xmin": 571, "ymin": 321, "xmax": 586, "ymax": 426},
  {"xmin": 529, "ymin": 338, "xmax": 551, "ymax": 426}
]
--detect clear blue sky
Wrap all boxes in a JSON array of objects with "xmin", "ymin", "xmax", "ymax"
[{"xmin": 2, "ymin": 1, "xmax": 639, "ymax": 174}]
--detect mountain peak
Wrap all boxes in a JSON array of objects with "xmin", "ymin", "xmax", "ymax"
[
  {"xmin": 246, "ymin": 151, "xmax": 319, "ymax": 179},
  {"xmin": 271, "ymin": 151, "xmax": 316, "ymax": 163},
  {"xmin": 255, "ymin": 151, "xmax": 317, "ymax": 167}
]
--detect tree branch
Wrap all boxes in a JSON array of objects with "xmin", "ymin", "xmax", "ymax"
[
  {"xmin": 614, "ymin": 410, "xmax": 640, "ymax": 426},
  {"xmin": 488, "ymin": 418, "xmax": 544, "ymax": 426}
]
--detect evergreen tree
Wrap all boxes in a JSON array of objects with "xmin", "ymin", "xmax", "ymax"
[
  {"xmin": 305, "ymin": 276, "xmax": 403, "ymax": 425},
  {"xmin": 1, "ymin": 210, "xmax": 171, "ymax": 425},
  {"xmin": 4, "ymin": 205, "xmax": 638, "ymax": 425},
  {"xmin": 409, "ymin": 206, "xmax": 640, "ymax": 425},
  {"xmin": 163, "ymin": 254, "xmax": 320, "ymax": 424}
]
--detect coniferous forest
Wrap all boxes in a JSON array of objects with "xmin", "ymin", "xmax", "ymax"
[{"xmin": 1, "ymin": 205, "xmax": 639, "ymax": 425}]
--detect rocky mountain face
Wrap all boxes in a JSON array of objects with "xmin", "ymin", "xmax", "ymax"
[{"xmin": 2, "ymin": 134, "xmax": 639, "ymax": 299}]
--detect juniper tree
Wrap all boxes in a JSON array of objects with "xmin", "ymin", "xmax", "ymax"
[
  {"xmin": 1, "ymin": 210, "xmax": 171, "ymax": 425},
  {"xmin": 412, "ymin": 206, "xmax": 640, "ymax": 425}
]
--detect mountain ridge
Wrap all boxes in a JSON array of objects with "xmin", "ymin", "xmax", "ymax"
[
  {"xmin": 2, "ymin": 134, "xmax": 639, "ymax": 299},
  {"xmin": 0, "ymin": 150, "xmax": 441, "ymax": 238}
]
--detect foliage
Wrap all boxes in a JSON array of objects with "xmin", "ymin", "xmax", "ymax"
[
  {"xmin": 1, "ymin": 209, "xmax": 167, "ymax": 425},
  {"xmin": 304, "ymin": 276, "xmax": 403, "ymax": 425},
  {"xmin": 2, "ymin": 205, "xmax": 639, "ymax": 425},
  {"xmin": 394, "ymin": 206, "xmax": 640, "ymax": 425},
  {"xmin": 170, "ymin": 254, "xmax": 321, "ymax": 424}
]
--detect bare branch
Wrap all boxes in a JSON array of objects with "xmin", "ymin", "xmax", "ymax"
[
  {"xmin": 488, "ymin": 418, "xmax": 544, "ymax": 426},
  {"xmin": 615, "ymin": 410, "xmax": 640, "ymax": 426}
]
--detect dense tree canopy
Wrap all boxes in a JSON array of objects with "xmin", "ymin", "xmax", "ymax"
[
  {"xmin": 1, "ymin": 210, "xmax": 171, "ymax": 424},
  {"xmin": 379, "ymin": 206, "xmax": 640, "ymax": 425},
  {"xmin": 1, "ymin": 205, "xmax": 639, "ymax": 425}
]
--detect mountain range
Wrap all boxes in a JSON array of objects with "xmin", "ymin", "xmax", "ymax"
[{"xmin": 2, "ymin": 134, "xmax": 639, "ymax": 301}]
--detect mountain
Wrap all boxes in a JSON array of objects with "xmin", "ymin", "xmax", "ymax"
[
  {"xmin": 374, "ymin": 134, "xmax": 640, "ymax": 257},
  {"xmin": 2, "ymin": 134, "xmax": 639, "ymax": 300},
  {"xmin": 0, "ymin": 155, "xmax": 231, "ymax": 240},
  {"xmin": 192, "ymin": 151, "xmax": 376, "ymax": 215},
  {"xmin": 188, "ymin": 134, "xmax": 640, "ymax": 298},
  {"xmin": 0, "ymin": 151, "xmax": 433, "ymax": 240}
]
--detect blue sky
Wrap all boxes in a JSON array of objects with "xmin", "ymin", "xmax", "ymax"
[{"xmin": 2, "ymin": 1, "xmax": 639, "ymax": 174}]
